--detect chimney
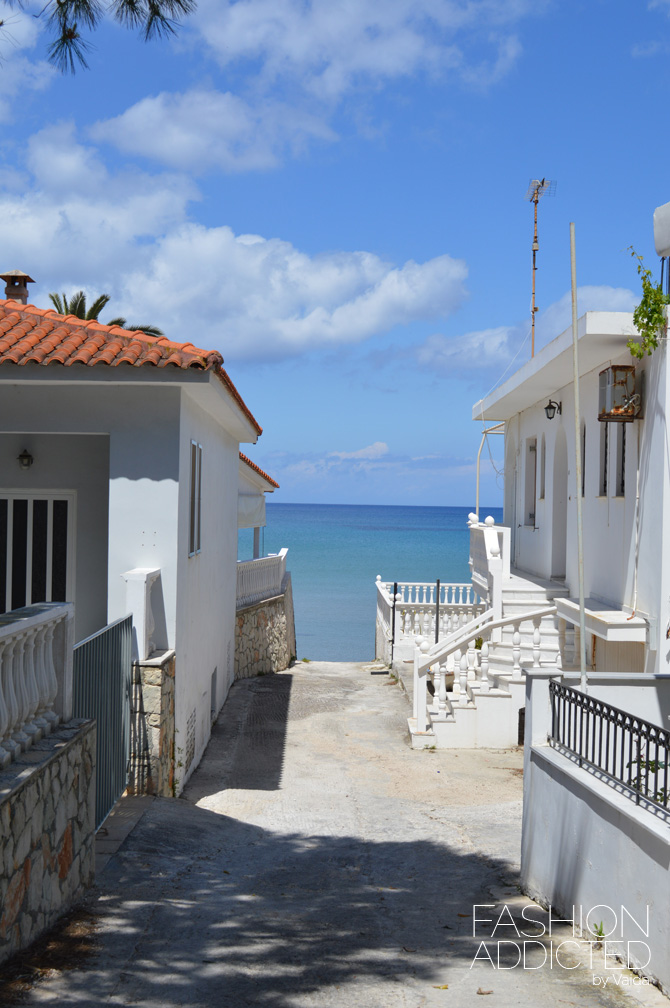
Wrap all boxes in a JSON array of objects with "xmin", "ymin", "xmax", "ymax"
[{"xmin": 0, "ymin": 270, "xmax": 35, "ymax": 305}]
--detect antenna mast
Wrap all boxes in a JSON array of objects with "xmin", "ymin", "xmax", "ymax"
[{"xmin": 525, "ymin": 178, "xmax": 556, "ymax": 357}]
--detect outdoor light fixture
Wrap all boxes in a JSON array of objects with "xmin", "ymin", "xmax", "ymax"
[
  {"xmin": 17, "ymin": 449, "xmax": 34, "ymax": 470},
  {"xmin": 544, "ymin": 400, "xmax": 562, "ymax": 420}
]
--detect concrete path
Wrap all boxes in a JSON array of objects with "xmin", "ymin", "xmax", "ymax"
[{"xmin": 10, "ymin": 662, "xmax": 664, "ymax": 1007}]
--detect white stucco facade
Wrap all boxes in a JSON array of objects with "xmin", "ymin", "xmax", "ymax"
[
  {"xmin": 0, "ymin": 362, "xmax": 260, "ymax": 790},
  {"xmin": 474, "ymin": 312, "xmax": 661, "ymax": 679},
  {"xmin": 474, "ymin": 311, "xmax": 670, "ymax": 991}
]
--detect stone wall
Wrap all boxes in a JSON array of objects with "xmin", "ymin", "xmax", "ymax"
[
  {"xmin": 128, "ymin": 650, "xmax": 176, "ymax": 798},
  {"xmin": 235, "ymin": 574, "xmax": 296, "ymax": 679},
  {"xmin": 0, "ymin": 719, "xmax": 96, "ymax": 965}
]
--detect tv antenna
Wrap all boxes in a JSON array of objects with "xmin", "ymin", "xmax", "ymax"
[{"xmin": 525, "ymin": 178, "xmax": 556, "ymax": 357}]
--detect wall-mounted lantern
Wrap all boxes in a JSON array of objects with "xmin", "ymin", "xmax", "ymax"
[
  {"xmin": 544, "ymin": 400, "xmax": 562, "ymax": 420},
  {"xmin": 17, "ymin": 449, "xmax": 34, "ymax": 470},
  {"xmin": 598, "ymin": 365, "xmax": 642, "ymax": 421}
]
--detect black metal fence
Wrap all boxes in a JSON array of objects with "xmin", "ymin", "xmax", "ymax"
[
  {"xmin": 73, "ymin": 615, "xmax": 132, "ymax": 828},
  {"xmin": 549, "ymin": 680, "xmax": 670, "ymax": 812}
]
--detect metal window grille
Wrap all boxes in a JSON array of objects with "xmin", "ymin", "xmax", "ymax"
[{"xmin": 0, "ymin": 493, "xmax": 75, "ymax": 615}]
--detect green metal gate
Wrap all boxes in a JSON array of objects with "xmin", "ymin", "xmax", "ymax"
[{"xmin": 73, "ymin": 614, "xmax": 132, "ymax": 828}]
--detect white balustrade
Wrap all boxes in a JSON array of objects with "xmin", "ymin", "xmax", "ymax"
[
  {"xmin": 236, "ymin": 548, "xmax": 289, "ymax": 609},
  {"xmin": 375, "ymin": 575, "xmax": 489, "ymax": 667},
  {"xmin": 412, "ymin": 604, "xmax": 558, "ymax": 738},
  {"xmin": 0, "ymin": 603, "xmax": 74, "ymax": 768}
]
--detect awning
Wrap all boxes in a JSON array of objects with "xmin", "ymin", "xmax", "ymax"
[
  {"xmin": 237, "ymin": 493, "xmax": 266, "ymax": 529},
  {"xmin": 554, "ymin": 597, "xmax": 646, "ymax": 643}
]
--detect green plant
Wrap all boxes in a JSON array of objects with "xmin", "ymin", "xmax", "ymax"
[
  {"xmin": 474, "ymin": 636, "xmax": 483, "ymax": 650},
  {"xmin": 627, "ymin": 247, "xmax": 670, "ymax": 359},
  {"xmin": 589, "ymin": 920, "xmax": 605, "ymax": 947},
  {"xmin": 301, "ymin": 657, "xmax": 311, "ymax": 663},
  {"xmin": 627, "ymin": 755, "xmax": 668, "ymax": 803}
]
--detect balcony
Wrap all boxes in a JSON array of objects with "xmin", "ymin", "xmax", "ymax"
[
  {"xmin": 236, "ymin": 548, "xmax": 289, "ymax": 609},
  {"xmin": 0, "ymin": 602, "xmax": 74, "ymax": 767}
]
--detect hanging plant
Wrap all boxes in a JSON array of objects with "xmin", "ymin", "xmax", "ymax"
[{"xmin": 627, "ymin": 246, "xmax": 670, "ymax": 359}]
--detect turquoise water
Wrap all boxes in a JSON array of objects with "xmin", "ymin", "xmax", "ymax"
[{"xmin": 239, "ymin": 503, "xmax": 503, "ymax": 662}]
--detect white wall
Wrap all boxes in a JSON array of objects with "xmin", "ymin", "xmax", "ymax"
[
  {"xmin": 0, "ymin": 381, "xmax": 181, "ymax": 644},
  {"xmin": 504, "ymin": 349, "xmax": 661, "ymax": 652},
  {"xmin": 522, "ymin": 745, "xmax": 670, "ymax": 994},
  {"xmin": 174, "ymin": 388, "xmax": 240, "ymax": 790}
]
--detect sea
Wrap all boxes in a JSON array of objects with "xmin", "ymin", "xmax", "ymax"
[{"xmin": 239, "ymin": 503, "xmax": 503, "ymax": 662}]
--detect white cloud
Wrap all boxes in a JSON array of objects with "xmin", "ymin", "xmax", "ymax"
[
  {"xmin": 534, "ymin": 286, "xmax": 637, "ymax": 347},
  {"xmin": 261, "ymin": 443, "xmax": 489, "ymax": 502},
  {"xmin": 0, "ymin": 128, "xmax": 467, "ymax": 358},
  {"xmin": 0, "ymin": 10, "xmax": 52, "ymax": 122},
  {"xmin": 91, "ymin": 89, "xmax": 337, "ymax": 173},
  {"xmin": 88, "ymin": 0, "xmax": 545, "ymax": 172},
  {"xmin": 117, "ymin": 226, "xmax": 467, "ymax": 357},
  {"xmin": 192, "ymin": 0, "xmax": 542, "ymax": 98},
  {"xmin": 415, "ymin": 285, "xmax": 637, "ymax": 379},
  {"xmin": 329, "ymin": 442, "xmax": 388, "ymax": 460}
]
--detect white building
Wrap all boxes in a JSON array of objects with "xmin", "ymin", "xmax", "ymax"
[
  {"xmin": 377, "ymin": 302, "xmax": 670, "ymax": 989},
  {"xmin": 0, "ymin": 290, "xmax": 263, "ymax": 792},
  {"xmin": 473, "ymin": 309, "xmax": 670, "ymax": 992}
]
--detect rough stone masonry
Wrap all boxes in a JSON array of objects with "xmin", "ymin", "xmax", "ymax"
[{"xmin": 0, "ymin": 719, "xmax": 95, "ymax": 964}]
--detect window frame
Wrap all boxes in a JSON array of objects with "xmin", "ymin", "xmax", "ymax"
[{"xmin": 188, "ymin": 441, "xmax": 203, "ymax": 557}]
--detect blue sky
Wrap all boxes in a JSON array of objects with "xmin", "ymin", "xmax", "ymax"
[{"xmin": 1, "ymin": 0, "xmax": 668, "ymax": 506}]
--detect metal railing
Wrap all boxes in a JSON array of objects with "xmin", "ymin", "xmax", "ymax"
[
  {"xmin": 73, "ymin": 614, "xmax": 132, "ymax": 828},
  {"xmin": 549, "ymin": 680, "xmax": 670, "ymax": 812}
]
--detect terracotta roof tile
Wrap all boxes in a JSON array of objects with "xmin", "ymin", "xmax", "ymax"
[
  {"xmin": 239, "ymin": 452, "xmax": 279, "ymax": 489},
  {"xmin": 0, "ymin": 298, "xmax": 262, "ymax": 434}
]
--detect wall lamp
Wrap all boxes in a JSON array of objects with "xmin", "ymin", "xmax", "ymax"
[
  {"xmin": 17, "ymin": 449, "xmax": 34, "ymax": 470},
  {"xmin": 544, "ymin": 400, "xmax": 562, "ymax": 420}
]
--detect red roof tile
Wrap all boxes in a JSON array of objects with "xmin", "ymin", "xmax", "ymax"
[
  {"xmin": 0, "ymin": 299, "xmax": 262, "ymax": 435},
  {"xmin": 239, "ymin": 452, "xmax": 279, "ymax": 489}
]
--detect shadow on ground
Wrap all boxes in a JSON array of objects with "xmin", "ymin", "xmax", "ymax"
[{"xmin": 26, "ymin": 797, "xmax": 515, "ymax": 1007}]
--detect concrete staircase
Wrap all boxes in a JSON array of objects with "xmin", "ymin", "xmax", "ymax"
[{"xmin": 406, "ymin": 571, "xmax": 569, "ymax": 749}]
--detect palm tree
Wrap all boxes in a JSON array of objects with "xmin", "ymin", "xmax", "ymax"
[
  {"xmin": 48, "ymin": 290, "xmax": 163, "ymax": 338},
  {"xmin": 6, "ymin": 0, "xmax": 196, "ymax": 74}
]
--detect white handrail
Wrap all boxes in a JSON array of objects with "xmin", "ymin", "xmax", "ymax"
[
  {"xmin": 417, "ymin": 604, "xmax": 557, "ymax": 675},
  {"xmin": 236, "ymin": 548, "xmax": 289, "ymax": 608},
  {"xmin": 413, "ymin": 604, "xmax": 558, "ymax": 732}
]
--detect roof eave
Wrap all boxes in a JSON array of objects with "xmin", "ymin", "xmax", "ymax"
[{"xmin": 472, "ymin": 311, "xmax": 637, "ymax": 422}]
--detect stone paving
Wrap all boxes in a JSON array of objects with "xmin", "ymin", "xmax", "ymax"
[{"xmin": 11, "ymin": 662, "xmax": 666, "ymax": 1007}]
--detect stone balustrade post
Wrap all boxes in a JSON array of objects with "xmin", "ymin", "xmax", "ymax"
[
  {"xmin": 459, "ymin": 651, "xmax": 469, "ymax": 707},
  {"xmin": 480, "ymin": 640, "xmax": 490, "ymax": 693},
  {"xmin": 512, "ymin": 623, "xmax": 522, "ymax": 680}
]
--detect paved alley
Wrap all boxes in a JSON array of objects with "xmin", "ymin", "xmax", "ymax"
[{"xmin": 5, "ymin": 663, "xmax": 664, "ymax": 1007}]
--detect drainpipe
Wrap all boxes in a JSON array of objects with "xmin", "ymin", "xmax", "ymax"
[{"xmin": 570, "ymin": 223, "xmax": 588, "ymax": 692}]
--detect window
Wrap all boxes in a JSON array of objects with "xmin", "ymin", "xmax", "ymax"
[
  {"xmin": 539, "ymin": 434, "xmax": 546, "ymax": 500},
  {"xmin": 0, "ymin": 493, "xmax": 75, "ymax": 615},
  {"xmin": 189, "ymin": 441, "xmax": 202, "ymax": 555},
  {"xmin": 599, "ymin": 422, "xmax": 609, "ymax": 496},
  {"xmin": 615, "ymin": 424, "xmax": 626, "ymax": 497},
  {"xmin": 524, "ymin": 437, "xmax": 537, "ymax": 526}
]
